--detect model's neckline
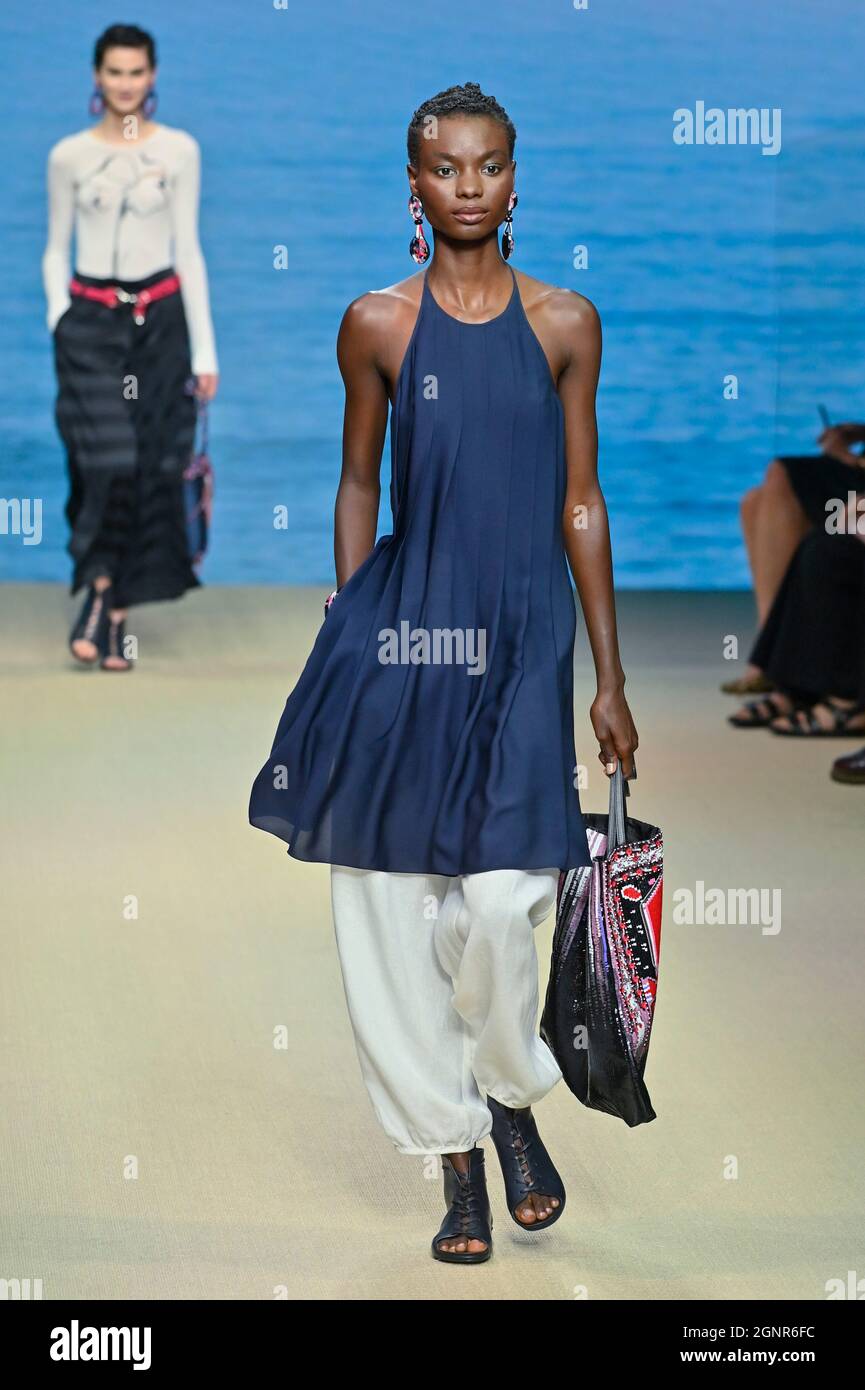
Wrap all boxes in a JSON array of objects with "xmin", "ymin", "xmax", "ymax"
[
  {"xmin": 423, "ymin": 267, "xmax": 517, "ymax": 326},
  {"xmin": 84, "ymin": 123, "xmax": 165, "ymax": 148}
]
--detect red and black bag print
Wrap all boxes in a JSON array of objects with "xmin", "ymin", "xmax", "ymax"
[{"xmin": 540, "ymin": 761, "xmax": 663, "ymax": 1127}]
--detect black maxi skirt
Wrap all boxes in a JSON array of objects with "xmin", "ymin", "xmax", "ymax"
[
  {"xmin": 749, "ymin": 529, "xmax": 865, "ymax": 702},
  {"xmin": 52, "ymin": 265, "xmax": 200, "ymax": 609}
]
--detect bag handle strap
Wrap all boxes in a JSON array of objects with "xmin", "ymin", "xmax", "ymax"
[
  {"xmin": 606, "ymin": 757, "xmax": 637, "ymax": 854},
  {"xmin": 195, "ymin": 398, "xmax": 209, "ymax": 455}
]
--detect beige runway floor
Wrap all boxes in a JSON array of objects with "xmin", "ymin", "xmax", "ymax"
[{"xmin": 1, "ymin": 583, "xmax": 863, "ymax": 1301}]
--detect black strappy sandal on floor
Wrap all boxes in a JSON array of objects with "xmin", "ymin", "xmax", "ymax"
[
  {"xmin": 100, "ymin": 612, "xmax": 133, "ymax": 672},
  {"xmin": 69, "ymin": 584, "xmax": 110, "ymax": 664},
  {"xmin": 770, "ymin": 699, "xmax": 865, "ymax": 738},
  {"xmin": 486, "ymin": 1095, "xmax": 566, "ymax": 1232},
  {"xmin": 727, "ymin": 693, "xmax": 799, "ymax": 728},
  {"xmin": 431, "ymin": 1146, "xmax": 493, "ymax": 1264}
]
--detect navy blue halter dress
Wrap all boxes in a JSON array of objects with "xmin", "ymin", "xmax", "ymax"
[{"xmin": 249, "ymin": 264, "xmax": 591, "ymax": 874}]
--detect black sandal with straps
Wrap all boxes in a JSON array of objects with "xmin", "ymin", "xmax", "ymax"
[
  {"xmin": 100, "ymin": 612, "xmax": 133, "ymax": 672},
  {"xmin": 770, "ymin": 698, "xmax": 865, "ymax": 738},
  {"xmin": 431, "ymin": 1146, "xmax": 493, "ymax": 1263},
  {"xmin": 486, "ymin": 1095, "xmax": 566, "ymax": 1231},
  {"xmin": 69, "ymin": 583, "xmax": 110, "ymax": 664},
  {"xmin": 727, "ymin": 693, "xmax": 799, "ymax": 729}
]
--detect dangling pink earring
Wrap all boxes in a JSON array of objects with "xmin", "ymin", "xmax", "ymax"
[
  {"xmin": 408, "ymin": 194, "xmax": 430, "ymax": 263},
  {"xmin": 142, "ymin": 88, "xmax": 158, "ymax": 118},
  {"xmin": 88, "ymin": 85, "xmax": 105, "ymax": 116},
  {"xmin": 501, "ymin": 191, "xmax": 518, "ymax": 260}
]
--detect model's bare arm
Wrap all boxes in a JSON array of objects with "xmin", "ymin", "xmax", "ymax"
[
  {"xmin": 334, "ymin": 297, "xmax": 391, "ymax": 586},
  {"xmin": 556, "ymin": 293, "xmax": 638, "ymax": 776}
]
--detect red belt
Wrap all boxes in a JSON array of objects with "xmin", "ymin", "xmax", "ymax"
[{"xmin": 68, "ymin": 272, "xmax": 181, "ymax": 325}]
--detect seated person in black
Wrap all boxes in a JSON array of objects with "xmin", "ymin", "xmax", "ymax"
[
  {"xmin": 728, "ymin": 524, "xmax": 865, "ymax": 738},
  {"xmin": 725, "ymin": 420, "xmax": 865, "ymax": 695},
  {"xmin": 831, "ymin": 603, "xmax": 865, "ymax": 782}
]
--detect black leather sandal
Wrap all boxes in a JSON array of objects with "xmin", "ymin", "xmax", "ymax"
[
  {"xmin": 727, "ymin": 693, "xmax": 798, "ymax": 728},
  {"xmin": 486, "ymin": 1095, "xmax": 566, "ymax": 1231},
  {"xmin": 770, "ymin": 699, "xmax": 865, "ymax": 738},
  {"xmin": 430, "ymin": 1146, "xmax": 493, "ymax": 1264},
  {"xmin": 100, "ymin": 613, "xmax": 133, "ymax": 672},
  {"xmin": 69, "ymin": 584, "xmax": 110, "ymax": 664}
]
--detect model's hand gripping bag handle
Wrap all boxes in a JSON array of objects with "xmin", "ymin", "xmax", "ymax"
[{"xmin": 539, "ymin": 758, "xmax": 664, "ymax": 1126}]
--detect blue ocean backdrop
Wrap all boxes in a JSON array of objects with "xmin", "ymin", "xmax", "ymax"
[{"xmin": 1, "ymin": 0, "xmax": 863, "ymax": 588}]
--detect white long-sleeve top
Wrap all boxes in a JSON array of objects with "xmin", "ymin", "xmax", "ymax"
[{"xmin": 42, "ymin": 124, "xmax": 218, "ymax": 375}]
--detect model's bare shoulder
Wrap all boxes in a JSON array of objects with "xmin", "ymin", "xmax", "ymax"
[
  {"xmin": 513, "ymin": 272, "xmax": 600, "ymax": 385},
  {"xmin": 338, "ymin": 273, "xmax": 425, "ymax": 383},
  {"xmin": 343, "ymin": 274, "xmax": 423, "ymax": 330},
  {"xmin": 337, "ymin": 290, "xmax": 386, "ymax": 373},
  {"xmin": 557, "ymin": 287, "xmax": 600, "ymax": 334},
  {"xmin": 520, "ymin": 272, "xmax": 600, "ymax": 335},
  {"xmin": 376, "ymin": 269, "xmax": 427, "ymax": 304}
]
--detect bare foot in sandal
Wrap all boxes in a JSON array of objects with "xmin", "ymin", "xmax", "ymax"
[
  {"xmin": 728, "ymin": 690, "xmax": 797, "ymax": 728},
  {"xmin": 101, "ymin": 607, "xmax": 133, "ymax": 672},
  {"xmin": 69, "ymin": 576, "xmax": 112, "ymax": 663},
  {"xmin": 770, "ymin": 697, "xmax": 865, "ymax": 737}
]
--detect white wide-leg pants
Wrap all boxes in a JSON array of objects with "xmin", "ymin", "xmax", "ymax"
[{"xmin": 329, "ymin": 864, "xmax": 563, "ymax": 1155}]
